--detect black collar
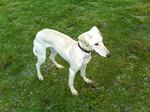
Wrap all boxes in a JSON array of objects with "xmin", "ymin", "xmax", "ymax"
[{"xmin": 78, "ymin": 42, "xmax": 91, "ymax": 53}]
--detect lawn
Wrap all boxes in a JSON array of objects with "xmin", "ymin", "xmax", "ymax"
[{"xmin": 0, "ymin": 0, "xmax": 150, "ymax": 111}]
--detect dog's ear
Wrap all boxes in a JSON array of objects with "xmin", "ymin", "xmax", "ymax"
[
  {"xmin": 91, "ymin": 26, "xmax": 99, "ymax": 32},
  {"xmin": 78, "ymin": 34, "xmax": 89, "ymax": 47}
]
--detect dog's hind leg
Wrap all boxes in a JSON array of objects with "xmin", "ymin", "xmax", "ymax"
[
  {"xmin": 35, "ymin": 45, "xmax": 46, "ymax": 80},
  {"xmin": 49, "ymin": 48, "xmax": 64, "ymax": 69},
  {"xmin": 80, "ymin": 65, "xmax": 92, "ymax": 83}
]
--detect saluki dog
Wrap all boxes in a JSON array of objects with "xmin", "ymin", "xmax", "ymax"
[{"xmin": 33, "ymin": 26, "xmax": 111, "ymax": 95}]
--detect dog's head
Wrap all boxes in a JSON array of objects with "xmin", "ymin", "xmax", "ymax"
[{"xmin": 78, "ymin": 26, "xmax": 111, "ymax": 57}]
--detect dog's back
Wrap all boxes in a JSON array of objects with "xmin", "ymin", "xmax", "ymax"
[
  {"xmin": 35, "ymin": 29, "xmax": 74, "ymax": 47},
  {"xmin": 33, "ymin": 29, "xmax": 77, "ymax": 62}
]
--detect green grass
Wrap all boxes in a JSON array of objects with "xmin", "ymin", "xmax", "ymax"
[{"xmin": 0, "ymin": 0, "xmax": 150, "ymax": 111}]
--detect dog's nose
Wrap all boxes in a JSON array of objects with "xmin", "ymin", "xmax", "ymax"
[{"xmin": 106, "ymin": 53, "xmax": 111, "ymax": 58}]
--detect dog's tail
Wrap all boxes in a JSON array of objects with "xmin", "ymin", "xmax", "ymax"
[{"xmin": 33, "ymin": 46, "xmax": 37, "ymax": 56}]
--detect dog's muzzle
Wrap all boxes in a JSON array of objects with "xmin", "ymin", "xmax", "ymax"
[{"xmin": 106, "ymin": 52, "xmax": 111, "ymax": 58}]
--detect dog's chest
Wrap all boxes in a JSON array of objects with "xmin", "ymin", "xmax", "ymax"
[{"xmin": 82, "ymin": 55, "xmax": 91, "ymax": 65}]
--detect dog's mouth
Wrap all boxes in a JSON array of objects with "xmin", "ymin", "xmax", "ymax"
[{"xmin": 93, "ymin": 47, "xmax": 111, "ymax": 58}]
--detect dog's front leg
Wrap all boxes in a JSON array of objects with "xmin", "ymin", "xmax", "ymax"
[
  {"xmin": 69, "ymin": 67, "xmax": 78, "ymax": 95},
  {"xmin": 80, "ymin": 65, "xmax": 92, "ymax": 83}
]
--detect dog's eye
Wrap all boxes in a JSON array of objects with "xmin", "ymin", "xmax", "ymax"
[{"xmin": 94, "ymin": 43, "xmax": 99, "ymax": 46}]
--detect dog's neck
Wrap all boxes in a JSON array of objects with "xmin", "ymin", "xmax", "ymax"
[{"xmin": 78, "ymin": 42, "xmax": 92, "ymax": 54}]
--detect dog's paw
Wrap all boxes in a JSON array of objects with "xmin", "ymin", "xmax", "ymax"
[
  {"xmin": 38, "ymin": 75, "xmax": 44, "ymax": 81},
  {"xmin": 56, "ymin": 64, "xmax": 64, "ymax": 69},
  {"xmin": 84, "ymin": 78, "xmax": 92, "ymax": 84},
  {"xmin": 71, "ymin": 88, "xmax": 78, "ymax": 96}
]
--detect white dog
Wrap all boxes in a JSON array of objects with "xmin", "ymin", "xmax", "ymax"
[{"xmin": 33, "ymin": 26, "xmax": 111, "ymax": 95}]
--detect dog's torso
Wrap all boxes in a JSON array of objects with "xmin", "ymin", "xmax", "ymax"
[{"xmin": 34, "ymin": 29, "xmax": 91, "ymax": 69}]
